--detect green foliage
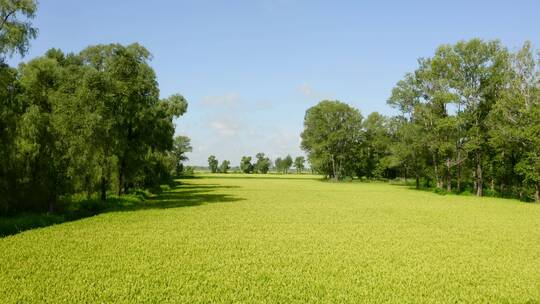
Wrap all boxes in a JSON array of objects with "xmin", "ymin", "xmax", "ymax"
[
  {"xmin": 0, "ymin": 0, "xmax": 38, "ymax": 61},
  {"xmin": 274, "ymin": 155, "xmax": 293, "ymax": 174},
  {"xmin": 171, "ymin": 136, "xmax": 192, "ymax": 177},
  {"xmin": 358, "ymin": 112, "xmax": 393, "ymax": 178},
  {"xmin": 254, "ymin": 153, "xmax": 271, "ymax": 174},
  {"xmin": 240, "ymin": 156, "xmax": 253, "ymax": 173},
  {"xmin": 208, "ymin": 155, "xmax": 219, "ymax": 173},
  {"xmin": 386, "ymin": 39, "xmax": 540, "ymax": 200},
  {"xmin": 0, "ymin": 43, "xmax": 190, "ymax": 214},
  {"xmin": 219, "ymin": 160, "xmax": 231, "ymax": 173},
  {"xmin": 294, "ymin": 156, "xmax": 305, "ymax": 173},
  {"xmin": 301, "ymin": 100, "xmax": 363, "ymax": 179}
]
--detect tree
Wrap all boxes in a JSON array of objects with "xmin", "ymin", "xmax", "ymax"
[
  {"xmin": 274, "ymin": 157, "xmax": 283, "ymax": 173},
  {"xmin": 80, "ymin": 43, "xmax": 175, "ymax": 195},
  {"xmin": 79, "ymin": 44, "xmax": 188, "ymax": 196},
  {"xmin": 0, "ymin": 0, "xmax": 38, "ymax": 62},
  {"xmin": 16, "ymin": 55, "xmax": 66, "ymax": 211},
  {"xmin": 489, "ymin": 41, "xmax": 540, "ymax": 201},
  {"xmin": 283, "ymin": 155, "xmax": 293, "ymax": 174},
  {"xmin": 254, "ymin": 153, "xmax": 271, "ymax": 174},
  {"xmin": 301, "ymin": 100, "xmax": 363, "ymax": 180},
  {"xmin": 208, "ymin": 155, "xmax": 219, "ymax": 173},
  {"xmin": 240, "ymin": 156, "xmax": 253, "ymax": 174},
  {"xmin": 360, "ymin": 112, "xmax": 392, "ymax": 178},
  {"xmin": 171, "ymin": 136, "xmax": 192, "ymax": 177},
  {"xmin": 442, "ymin": 39, "xmax": 510, "ymax": 196},
  {"xmin": 389, "ymin": 39, "xmax": 511, "ymax": 195},
  {"xmin": 220, "ymin": 160, "xmax": 230, "ymax": 174},
  {"xmin": 294, "ymin": 156, "xmax": 305, "ymax": 173},
  {"xmin": 0, "ymin": 0, "xmax": 38, "ymax": 213},
  {"xmin": 388, "ymin": 118, "xmax": 427, "ymax": 189}
]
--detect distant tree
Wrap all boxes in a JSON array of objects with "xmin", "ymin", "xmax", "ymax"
[
  {"xmin": 254, "ymin": 152, "xmax": 271, "ymax": 174},
  {"xmin": 220, "ymin": 160, "xmax": 231, "ymax": 174},
  {"xmin": 301, "ymin": 100, "xmax": 363, "ymax": 180},
  {"xmin": 171, "ymin": 136, "xmax": 192, "ymax": 177},
  {"xmin": 274, "ymin": 157, "xmax": 283, "ymax": 173},
  {"xmin": 294, "ymin": 156, "xmax": 305, "ymax": 173},
  {"xmin": 283, "ymin": 155, "xmax": 293, "ymax": 174},
  {"xmin": 240, "ymin": 156, "xmax": 253, "ymax": 173},
  {"xmin": 208, "ymin": 155, "xmax": 219, "ymax": 173}
]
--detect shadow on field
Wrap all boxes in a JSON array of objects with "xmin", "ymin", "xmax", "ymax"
[
  {"xmin": 0, "ymin": 181, "xmax": 243, "ymax": 238},
  {"xmin": 115, "ymin": 182, "xmax": 244, "ymax": 211}
]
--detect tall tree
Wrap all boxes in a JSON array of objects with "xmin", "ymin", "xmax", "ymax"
[
  {"xmin": 220, "ymin": 160, "xmax": 230, "ymax": 174},
  {"xmin": 489, "ymin": 41, "xmax": 540, "ymax": 201},
  {"xmin": 301, "ymin": 100, "xmax": 363, "ymax": 180},
  {"xmin": 254, "ymin": 153, "xmax": 271, "ymax": 174},
  {"xmin": 282, "ymin": 155, "xmax": 293, "ymax": 174},
  {"xmin": 171, "ymin": 136, "xmax": 192, "ymax": 177},
  {"xmin": 80, "ymin": 43, "xmax": 171, "ymax": 195},
  {"xmin": 294, "ymin": 156, "xmax": 305, "ymax": 173},
  {"xmin": 443, "ymin": 39, "xmax": 510, "ymax": 196},
  {"xmin": 360, "ymin": 112, "xmax": 391, "ymax": 178},
  {"xmin": 0, "ymin": 0, "xmax": 38, "ymax": 213},
  {"xmin": 240, "ymin": 156, "xmax": 253, "ymax": 174},
  {"xmin": 274, "ymin": 157, "xmax": 283, "ymax": 173},
  {"xmin": 17, "ymin": 55, "xmax": 69, "ymax": 211},
  {"xmin": 208, "ymin": 155, "xmax": 219, "ymax": 173}
]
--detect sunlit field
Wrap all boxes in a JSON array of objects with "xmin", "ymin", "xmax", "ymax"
[{"xmin": 1, "ymin": 174, "xmax": 540, "ymax": 303}]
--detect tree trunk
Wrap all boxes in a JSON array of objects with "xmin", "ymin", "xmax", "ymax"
[
  {"xmin": 456, "ymin": 147, "xmax": 462, "ymax": 192},
  {"xmin": 433, "ymin": 155, "xmax": 442, "ymax": 188},
  {"xmin": 535, "ymin": 184, "xmax": 539, "ymax": 203},
  {"xmin": 473, "ymin": 169, "xmax": 477, "ymax": 194},
  {"xmin": 118, "ymin": 159, "xmax": 125, "ymax": 196},
  {"xmin": 415, "ymin": 175, "xmax": 420, "ymax": 189},
  {"xmin": 48, "ymin": 193, "xmax": 56, "ymax": 214},
  {"xmin": 476, "ymin": 159, "xmax": 483, "ymax": 197},
  {"xmin": 331, "ymin": 156, "xmax": 336, "ymax": 181},
  {"xmin": 446, "ymin": 159, "xmax": 452, "ymax": 192},
  {"xmin": 100, "ymin": 177, "xmax": 107, "ymax": 202},
  {"xmin": 456, "ymin": 162, "xmax": 461, "ymax": 192}
]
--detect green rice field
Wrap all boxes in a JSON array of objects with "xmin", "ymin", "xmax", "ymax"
[{"xmin": 1, "ymin": 174, "xmax": 540, "ymax": 303}]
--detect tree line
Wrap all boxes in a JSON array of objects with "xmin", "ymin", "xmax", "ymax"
[
  {"xmin": 302, "ymin": 39, "xmax": 540, "ymax": 202},
  {"xmin": 0, "ymin": 1, "xmax": 192, "ymax": 214},
  {"xmin": 207, "ymin": 154, "xmax": 306, "ymax": 174}
]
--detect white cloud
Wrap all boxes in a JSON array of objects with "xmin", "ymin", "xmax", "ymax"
[
  {"xmin": 297, "ymin": 82, "xmax": 333, "ymax": 101},
  {"xmin": 200, "ymin": 92, "xmax": 241, "ymax": 107},
  {"xmin": 268, "ymin": 129, "xmax": 303, "ymax": 157},
  {"xmin": 209, "ymin": 118, "xmax": 240, "ymax": 137},
  {"xmin": 298, "ymin": 82, "xmax": 315, "ymax": 97}
]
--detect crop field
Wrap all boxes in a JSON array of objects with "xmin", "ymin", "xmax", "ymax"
[{"xmin": 1, "ymin": 174, "xmax": 540, "ymax": 303}]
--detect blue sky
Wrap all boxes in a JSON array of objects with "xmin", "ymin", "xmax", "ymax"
[{"xmin": 9, "ymin": 0, "xmax": 540, "ymax": 166}]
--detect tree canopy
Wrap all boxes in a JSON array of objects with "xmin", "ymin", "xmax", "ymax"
[{"xmin": 301, "ymin": 100, "xmax": 363, "ymax": 180}]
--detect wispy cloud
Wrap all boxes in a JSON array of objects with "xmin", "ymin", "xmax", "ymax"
[
  {"xmin": 209, "ymin": 117, "xmax": 241, "ymax": 137},
  {"xmin": 201, "ymin": 92, "xmax": 241, "ymax": 107},
  {"xmin": 297, "ymin": 82, "xmax": 333, "ymax": 101}
]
